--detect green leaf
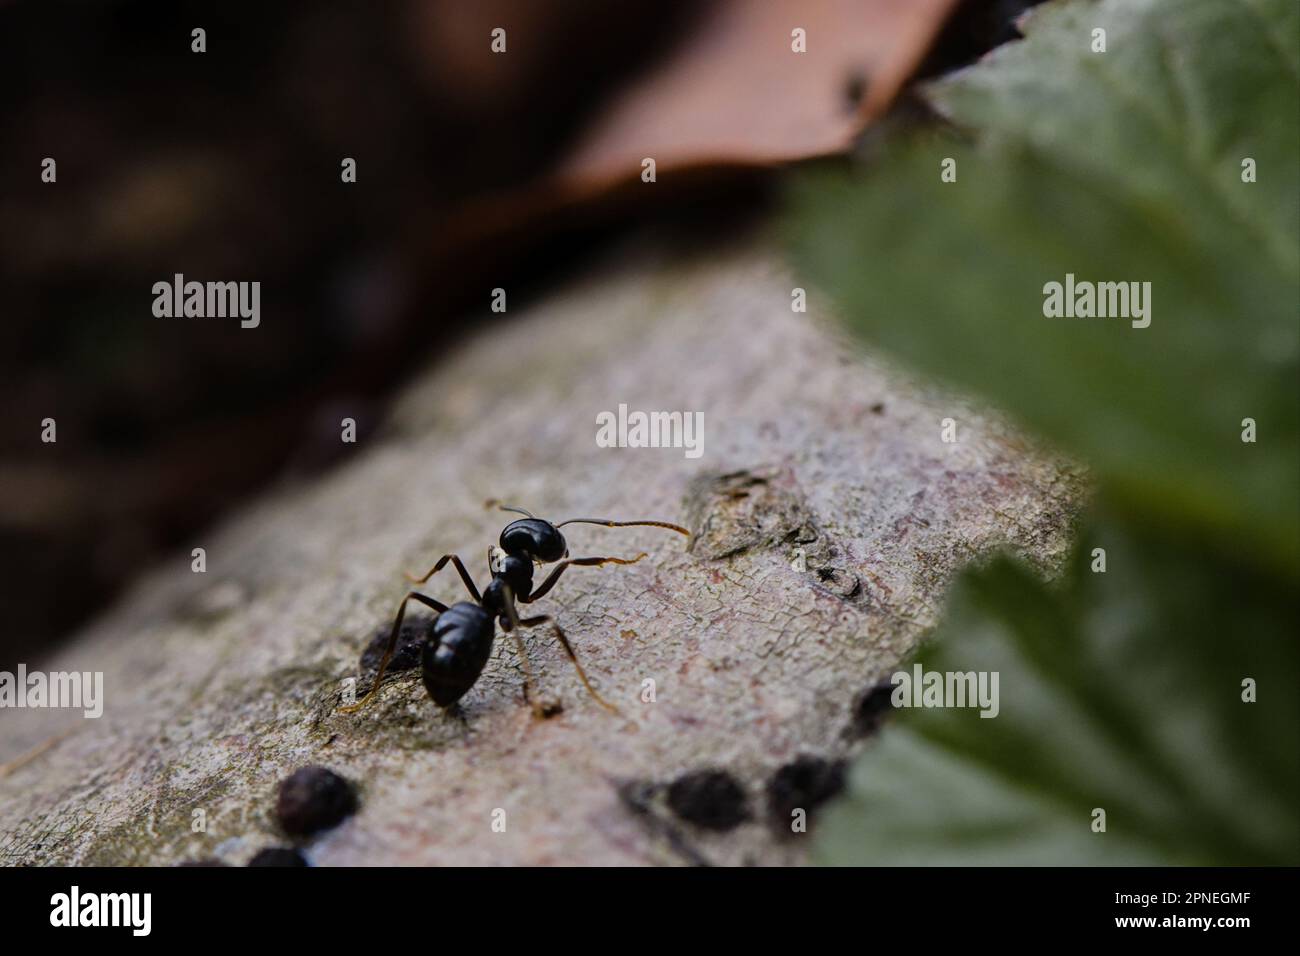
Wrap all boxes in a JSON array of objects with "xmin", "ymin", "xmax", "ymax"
[
  {"xmin": 789, "ymin": 0, "xmax": 1300, "ymax": 576},
  {"xmin": 814, "ymin": 518, "xmax": 1300, "ymax": 865},
  {"xmin": 792, "ymin": 0, "xmax": 1300, "ymax": 866}
]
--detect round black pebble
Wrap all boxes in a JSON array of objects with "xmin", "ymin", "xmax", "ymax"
[
  {"xmin": 248, "ymin": 847, "xmax": 309, "ymax": 867},
  {"xmin": 666, "ymin": 769, "xmax": 750, "ymax": 832},
  {"xmin": 843, "ymin": 71, "xmax": 868, "ymax": 110},
  {"xmin": 767, "ymin": 755, "xmax": 846, "ymax": 832},
  {"xmin": 275, "ymin": 766, "xmax": 358, "ymax": 836}
]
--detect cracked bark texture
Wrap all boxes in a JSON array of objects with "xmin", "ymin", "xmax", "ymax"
[{"xmin": 0, "ymin": 233, "xmax": 1085, "ymax": 865}]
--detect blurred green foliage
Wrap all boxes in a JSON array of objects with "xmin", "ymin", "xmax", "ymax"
[
  {"xmin": 814, "ymin": 517, "xmax": 1298, "ymax": 864},
  {"xmin": 789, "ymin": 0, "xmax": 1299, "ymax": 863}
]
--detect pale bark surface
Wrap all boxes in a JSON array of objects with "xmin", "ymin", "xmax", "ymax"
[{"xmin": 0, "ymin": 234, "xmax": 1084, "ymax": 865}]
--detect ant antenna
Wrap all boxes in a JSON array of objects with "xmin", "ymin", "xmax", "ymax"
[
  {"xmin": 484, "ymin": 499, "xmax": 535, "ymax": 518},
  {"xmin": 556, "ymin": 517, "xmax": 691, "ymax": 538}
]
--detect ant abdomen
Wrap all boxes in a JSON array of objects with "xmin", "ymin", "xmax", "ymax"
[{"xmin": 422, "ymin": 602, "xmax": 495, "ymax": 706}]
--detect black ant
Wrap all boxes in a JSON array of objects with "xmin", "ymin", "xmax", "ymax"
[{"xmin": 341, "ymin": 502, "xmax": 689, "ymax": 717}]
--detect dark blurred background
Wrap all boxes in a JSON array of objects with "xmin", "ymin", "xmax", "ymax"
[{"xmin": 0, "ymin": 0, "xmax": 1027, "ymax": 670}]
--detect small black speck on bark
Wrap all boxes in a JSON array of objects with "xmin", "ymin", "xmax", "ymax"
[
  {"xmin": 843, "ymin": 70, "xmax": 869, "ymax": 111},
  {"xmin": 275, "ymin": 766, "xmax": 358, "ymax": 836},
  {"xmin": 815, "ymin": 566, "xmax": 861, "ymax": 600}
]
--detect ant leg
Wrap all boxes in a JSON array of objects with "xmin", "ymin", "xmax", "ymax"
[
  {"xmin": 517, "ymin": 612, "xmax": 621, "ymax": 715},
  {"xmin": 340, "ymin": 592, "xmax": 448, "ymax": 714},
  {"xmin": 525, "ymin": 554, "xmax": 648, "ymax": 603},
  {"xmin": 404, "ymin": 553, "xmax": 481, "ymax": 601},
  {"xmin": 497, "ymin": 586, "xmax": 544, "ymax": 716},
  {"xmin": 499, "ymin": 615, "xmax": 544, "ymax": 717}
]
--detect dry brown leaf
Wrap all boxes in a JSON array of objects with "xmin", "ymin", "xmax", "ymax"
[
  {"xmin": 427, "ymin": 0, "xmax": 958, "ymax": 258},
  {"xmin": 555, "ymin": 0, "xmax": 960, "ymax": 193}
]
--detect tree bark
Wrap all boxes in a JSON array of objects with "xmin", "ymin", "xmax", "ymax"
[{"xmin": 0, "ymin": 233, "xmax": 1084, "ymax": 865}]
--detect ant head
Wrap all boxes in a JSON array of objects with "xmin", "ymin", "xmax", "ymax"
[{"xmin": 500, "ymin": 517, "xmax": 568, "ymax": 564}]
